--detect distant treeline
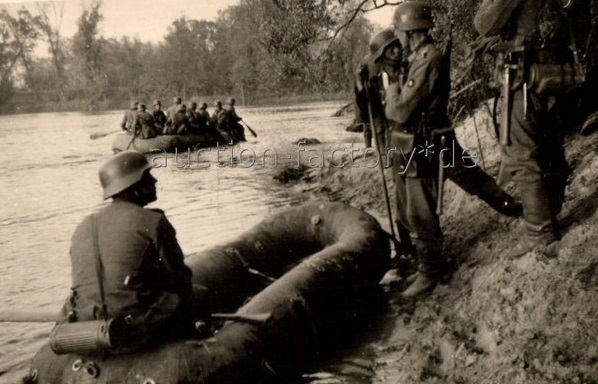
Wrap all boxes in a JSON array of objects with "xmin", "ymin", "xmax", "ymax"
[
  {"xmin": 0, "ymin": 0, "xmax": 377, "ymax": 114},
  {"xmin": 2, "ymin": 0, "xmax": 595, "ymax": 117}
]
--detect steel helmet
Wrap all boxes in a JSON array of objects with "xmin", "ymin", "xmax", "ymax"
[
  {"xmin": 393, "ymin": 1, "xmax": 434, "ymax": 32},
  {"xmin": 366, "ymin": 29, "xmax": 401, "ymax": 62},
  {"xmin": 99, "ymin": 151, "xmax": 152, "ymax": 199}
]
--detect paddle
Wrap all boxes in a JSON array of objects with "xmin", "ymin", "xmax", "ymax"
[
  {"xmin": 240, "ymin": 120, "xmax": 258, "ymax": 138},
  {"xmin": 0, "ymin": 309, "xmax": 272, "ymax": 325},
  {"xmin": 90, "ymin": 129, "xmax": 121, "ymax": 140},
  {"xmin": 211, "ymin": 312, "xmax": 272, "ymax": 325},
  {"xmin": 0, "ymin": 309, "xmax": 58, "ymax": 323}
]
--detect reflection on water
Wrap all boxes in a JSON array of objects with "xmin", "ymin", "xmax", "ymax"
[{"xmin": 0, "ymin": 103, "xmax": 390, "ymax": 383}]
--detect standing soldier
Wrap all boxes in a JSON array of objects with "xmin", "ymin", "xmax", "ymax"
[
  {"xmin": 362, "ymin": 27, "xmax": 522, "ymax": 280},
  {"xmin": 385, "ymin": 1, "xmax": 469, "ymax": 298},
  {"xmin": 354, "ymin": 29, "xmax": 403, "ymax": 150},
  {"xmin": 474, "ymin": 0, "xmax": 577, "ymax": 257},
  {"xmin": 120, "ymin": 101, "xmax": 139, "ymax": 135}
]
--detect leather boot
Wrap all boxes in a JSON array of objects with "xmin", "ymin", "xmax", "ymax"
[
  {"xmin": 507, "ymin": 222, "xmax": 557, "ymax": 258},
  {"xmin": 402, "ymin": 272, "xmax": 437, "ymax": 298},
  {"xmin": 508, "ymin": 183, "xmax": 558, "ymax": 258},
  {"xmin": 401, "ymin": 245, "xmax": 446, "ymax": 299}
]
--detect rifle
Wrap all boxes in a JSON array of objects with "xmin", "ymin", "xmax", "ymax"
[{"xmin": 360, "ymin": 67, "xmax": 412, "ymax": 260}]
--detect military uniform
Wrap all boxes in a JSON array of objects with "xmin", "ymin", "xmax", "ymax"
[
  {"xmin": 135, "ymin": 109, "xmax": 159, "ymax": 139},
  {"xmin": 120, "ymin": 107, "xmax": 138, "ymax": 135},
  {"xmin": 153, "ymin": 109, "xmax": 167, "ymax": 132},
  {"xmin": 355, "ymin": 60, "xmax": 395, "ymax": 150},
  {"xmin": 386, "ymin": 39, "xmax": 450, "ymax": 277},
  {"xmin": 165, "ymin": 108, "xmax": 190, "ymax": 135},
  {"xmin": 59, "ymin": 201, "xmax": 193, "ymax": 349},
  {"xmin": 475, "ymin": 0, "xmax": 573, "ymax": 256}
]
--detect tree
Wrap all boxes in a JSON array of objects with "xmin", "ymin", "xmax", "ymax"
[
  {"xmin": 34, "ymin": 2, "xmax": 67, "ymax": 90},
  {"xmin": 71, "ymin": 0, "xmax": 105, "ymax": 101},
  {"xmin": 0, "ymin": 8, "xmax": 42, "ymax": 101}
]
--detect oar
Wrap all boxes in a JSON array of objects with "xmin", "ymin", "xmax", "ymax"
[
  {"xmin": 0, "ymin": 309, "xmax": 59, "ymax": 323},
  {"xmin": 90, "ymin": 129, "xmax": 121, "ymax": 140},
  {"xmin": 0, "ymin": 309, "xmax": 272, "ymax": 325},
  {"xmin": 240, "ymin": 120, "xmax": 258, "ymax": 138},
  {"xmin": 211, "ymin": 312, "xmax": 272, "ymax": 325}
]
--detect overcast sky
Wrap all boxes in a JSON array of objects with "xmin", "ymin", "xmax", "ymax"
[{"xmin": 0, "ymin": 0, "xmax": 393, "ymax": 44}]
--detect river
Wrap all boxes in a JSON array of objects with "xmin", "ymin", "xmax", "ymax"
[{"xmin": 0, "ymin": 102, "xmax": 391, "ymax": 383}]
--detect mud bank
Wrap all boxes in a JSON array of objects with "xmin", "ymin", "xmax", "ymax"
[{"xmin": 284, "ymin": 108, "xmax": 598, "ymax": 383}]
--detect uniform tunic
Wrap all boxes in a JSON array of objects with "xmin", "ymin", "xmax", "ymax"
[
  {"xmin": 59, "ymin": 201, "xmax": 192, "ymax": 346},
  {"xmin": 385, "ymin": 40, "xmax": 448, "ymax": 262}
]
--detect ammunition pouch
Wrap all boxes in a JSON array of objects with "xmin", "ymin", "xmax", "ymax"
[
  {"xmin": 389, "ymin": 128, "xmax": 442, "ymax": 178},
  {"xmin": 527, "ymin": 63, "xmax": 585, "ymax": 95}
]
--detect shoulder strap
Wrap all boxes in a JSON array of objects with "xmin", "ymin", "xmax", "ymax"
[{"xmin": 91, "ymin": 214, "xmax": 108, "ymax": 319}]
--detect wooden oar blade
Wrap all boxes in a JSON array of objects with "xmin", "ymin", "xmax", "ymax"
[
  {"xmin": 0, "ymin": 310, "xmax": 59, "ymax": 323},
  {"xmin": 90, "ymin": 130, "xmax": 120, "ymax": 140}
]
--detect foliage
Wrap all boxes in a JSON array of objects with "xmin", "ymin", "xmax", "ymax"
[
  {"xmin": 4, "ymin": 0, "xmax": 572, "ymax": 114},
  {"xmin": 71, "ymin": 0, "xmax": 104, "ymax": 100}
]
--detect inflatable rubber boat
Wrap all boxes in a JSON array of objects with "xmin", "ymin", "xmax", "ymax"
[
  {"xmin": 25, "ymin": 201, "xmax": 390, "ymax": 384},
  {"xmin": 111, "ymin": 130, "xmax": 231, "ymax": 154}
]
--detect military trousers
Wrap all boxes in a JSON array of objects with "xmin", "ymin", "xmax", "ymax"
[
  {"xmin": 443, "ymin": 134, "xmax": 515, "ymax": 213},
  {"xmin": 393, "ymin": 166, "xmax": 446, "ymax": 276},
  {"xmin": 501, "ymin": 89, "xmax": 570, "ymax": 233}
]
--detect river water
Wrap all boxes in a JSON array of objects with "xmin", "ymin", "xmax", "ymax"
[{"xmin": 0, "ymin": 103, "xmax": 389, "ymax": 383}]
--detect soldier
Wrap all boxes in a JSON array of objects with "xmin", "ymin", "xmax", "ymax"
[
  {"xmin": 120, "ymin": 101, "xmax": 139, "ymax": 135},
  {"xmin": 474, "ymin": 0, "xmax": 576, "ymax": 257},
  {"xmin": 384, "ymin": 2, "xmax": 522, "ymax": 298},
  {"xmin": 222, "ymin": 97, "xmax": 246, "ymax": 142},
  {"xmin": 57, "ymin": 152, "xmax": 196, "ymax": 352},
  {"xmin": 167, "ymin": 96, "xmax": 183, "ymax": 118},
  {"xmin": 197, "ymin": 102, "xmax": 211, "ymax": 129},
  {"xmin": 152, "ymin": 100, "xmax": 167, "ymax": 133},
  {"xmin": 210, "ymin": 100, "xmax": 224, "ymax": 127},
  {"xmin": 354, "ymin": 29, "xmax": 403, "ymax": 150},
  {"xmin": 384, "ymin": 1, "xmax": 451, "ymax": 298},
  {"xmin": 165, "ymin": 104, "xmax": 190, "ymax": 135},
  {"xmin": 186, "ymin": 101, "xmax": 202, "ymax": 134},
  {"xmin": 134, "ymin": 103, "xmax": 159, "ymax": 139}
]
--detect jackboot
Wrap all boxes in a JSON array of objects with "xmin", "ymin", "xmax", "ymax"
[
  {"xmin": 401, "ymin": 245, "xmax": 447, "ymax": 299},
  {"xmin": 508, "ymin": 183, "xmax": 558, "ymax": 258},
  {"xmin": 507, "ymin": 222, "xmax": 558, "ymax": 258}
]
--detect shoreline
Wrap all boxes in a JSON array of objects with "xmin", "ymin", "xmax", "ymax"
[{"xmin": 281, "ymin": 108, "xmax": 598, "ymax": 383}]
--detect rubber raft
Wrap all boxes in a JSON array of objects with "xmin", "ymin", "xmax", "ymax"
[
  {"xmin": 111, "ymin": 128, "xmax": 244, "ymax": 154},
  {"xmin": 26, "ymin": 201, "xmax": 390, "ymax": 384}
]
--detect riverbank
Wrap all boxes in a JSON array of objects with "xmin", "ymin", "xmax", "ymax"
[{"xmin": 282, "ymin": 107, "xmax": 598, "ymax": 383}]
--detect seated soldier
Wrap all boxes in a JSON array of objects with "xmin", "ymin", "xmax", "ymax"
[
  {"xmin": 165, "ymin": 104, "xmax": 190, "ymax": 135},
  {"xmin": 134, "ymin": 103, "xmax": 160, "ymax": 139},
  {"xmin": 57, "ymin": 152, "xmax": 199, "ymax": 352}
]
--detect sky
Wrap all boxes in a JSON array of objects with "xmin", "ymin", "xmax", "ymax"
[{"xmin": 0, "ymin": 0, "xmax": 394, "ymax": 44}]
